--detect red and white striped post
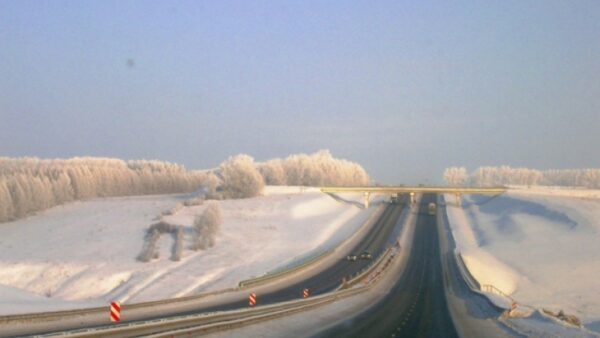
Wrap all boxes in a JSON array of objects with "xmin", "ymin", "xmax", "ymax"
[
  {"xmin": 248, "ymin": 293, "xmax": 257, "ymax": 307},
  {"xmin": 303, "ymin": 288, "xmax": 310, "ymax": 298},
  {"xmin": 110, "ymin": 301, "xmax": 121, "ymax": 323}
]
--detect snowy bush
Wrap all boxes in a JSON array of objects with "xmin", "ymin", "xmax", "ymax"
[
  {"xmin": 161, "ymin": 203, "xmax": 184, "ymax": 216},
  {"xmin": 0, "ymin": 157, "xmax": 211, "ymax": 223},
  {"xmin": 193, "ymin": 202, "xmax": 222, "ymax": 250},
  {"xmin": 219, "ymin": 155, "xmax": 265, "ymax": 199},
  {"xmin": 172, "ymin": 226, "xmax": 184, "ymax": 261},
  {"xmin": 183, "ymin": 197, "xmax": 204, "ymax": 206},
  {"xmin": 138, "ymin": 228, "xmax": 161, "ymax": 262}
]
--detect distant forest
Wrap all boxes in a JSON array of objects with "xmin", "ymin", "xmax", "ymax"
[
  {"xmin": 0, "ymin": 150, "xmax": 369, "ymax": 222},
  {"xmin": 443, "ymin": 166, "xmax": 600, "ymax": 188}
]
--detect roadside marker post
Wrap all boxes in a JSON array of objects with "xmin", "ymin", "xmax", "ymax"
[
  {"xmin": 110, "ymin": 301, "xmax": 121, "ymax": 323},
  {"xmin": 303, "ymin": 288, "xmax": 310, "ymax": 298},
  {"xmin": 249, "ymin": 292, "xmax": 257, "ymax": 307}
]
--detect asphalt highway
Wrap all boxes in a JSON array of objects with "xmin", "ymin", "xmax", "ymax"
[
  {"xmin": 316, "ymin": 194, "xmax": 459, "ymax": 338},
  {"xmin": 200, "ymin": 199, "xmax": 405, "ymax": 311}
]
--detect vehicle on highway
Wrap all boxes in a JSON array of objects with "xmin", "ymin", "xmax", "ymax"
[
  {"xmin": 360, "ymin": 251, "xmax": 372, "ymax": 260},
  {"xmin": 346, "ymin": 254, "xmax": 358, "ymax": 261},
  {"xmin": 428, "ymin": 202, "xmax": 436, "ymax": 215}
]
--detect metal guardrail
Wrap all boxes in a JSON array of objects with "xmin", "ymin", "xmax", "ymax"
[
  {"xmin": 40, "ymin": 280, "xmax": 371, "ymax": 337},
  {"xmin": 481, "ymin": 284, "xmax": 515, "ymax": 303},
  {"xmin": 238, "ymin": 249, "xmax": 334, "ymax": 288}
]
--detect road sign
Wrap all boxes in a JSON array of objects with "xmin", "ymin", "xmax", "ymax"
[
  {"xmin": 110, "ymin": 301, "xmax": 121, "ymax": 322},
  {"xmin": 249, "ymin": 293, "xmax": 257, "ymax": 307},
  {"xmin": 303, "ymin": 288, "xmax": 310, "ymax": 298}
]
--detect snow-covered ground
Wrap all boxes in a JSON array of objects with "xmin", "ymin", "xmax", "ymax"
[
  {"xmin": 0, "ymin": 186, "xmax": 383, "ymax": 315},
  {"xmin": 445, "ymin": 187, "xmax": 600, "ymax": 334}
]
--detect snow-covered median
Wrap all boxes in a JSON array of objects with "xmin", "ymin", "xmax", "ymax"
[
  {"xmin": 0, "ymin": 186, "xmax": 382, "ymax": 315},
  {"xmin": 445, "ymin": 188, "xmax": 600, "ymax": 333}
]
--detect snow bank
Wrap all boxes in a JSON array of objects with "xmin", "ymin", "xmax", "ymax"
[
  {"xmin": 445, "ymin": 189, "xmax": 600, "ymax": 331},
  {"xmin": 0, "ymin": 188, "xmax": 382, "ymax": 315}
]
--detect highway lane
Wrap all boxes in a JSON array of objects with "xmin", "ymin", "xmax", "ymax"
[
  {"xmin": 199, "ymin": 199, "xmax": 405, "ymax": 311},
  {"xmin": 316, "ymin": 194, "xmax": 459, "ymax": 338}
]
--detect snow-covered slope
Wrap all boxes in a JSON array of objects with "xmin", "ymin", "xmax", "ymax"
[
  {"xmin": 445, "ymin": 188, "xmax": 600, "ymax": 333},
  {"xmin": 0, "ymin": 186, "xmax": 382, "ymax": 315}
]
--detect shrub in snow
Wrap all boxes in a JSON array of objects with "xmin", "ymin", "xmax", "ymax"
[
  {"xmin": 138, "ymin": 228, "xmax": 161, "ymax": 262},
  {"xmin": 219, "ymin": 155, "xmax": 265, "ymax": 199},
  {"xmin": 171, "ymin": 226, "xmax": 184, "ymax": 261},
  {"xmin": 149, "ymin": 221, "xmax": 178, "ymax": 233},
  {"xmin": 183, "ymin": 197, "xmax": 204, "ymax": 206},
  {"xmin": 193, "ymin": 202, "xmax": 222, "ymax": 250},
  {"xmin": 161, "ymin": 203, "xmax": 184, "ymax": 216}
]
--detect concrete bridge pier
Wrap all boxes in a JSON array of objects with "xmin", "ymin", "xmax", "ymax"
[
  {"xmin": 364, "ymin": 192, "xmax": 370, "ymax": 208},
  {"xmin": 455, "ymin": 193, "xmax": 462, "ymax": 207}
]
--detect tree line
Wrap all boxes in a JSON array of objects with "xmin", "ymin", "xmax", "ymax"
[
  {"xmin": 0, "ymin": 150, "xmax": 370, "ymax": 222},
  {"xmin": 443, "ymin": 165, "xmax": 600, "ymax": 188},
  {"xmin": 0, "ymin": 157, "xmax": 209, "ymax": 222}
]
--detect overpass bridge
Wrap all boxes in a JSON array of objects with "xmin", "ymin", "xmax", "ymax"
[{"xmin": 320, "ymin": 186, "xmax": 507, "ymax": 208}]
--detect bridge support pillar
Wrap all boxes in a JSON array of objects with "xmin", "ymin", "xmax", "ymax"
[
  {"xmin": 410, "ymin": 192, "xmax": 416, "ymax": 205},
  {"xmin": 455, "ymin": 193, "xmax": 462, "ymax": 207},
  {"xmin": 364, "ymin": 192, "xmax": 370, "ymax": 208}
]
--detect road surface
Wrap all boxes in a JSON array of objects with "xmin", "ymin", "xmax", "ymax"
[{"xmin": 317, "ymin": 194, "xmax": 459, "ymax": 338}]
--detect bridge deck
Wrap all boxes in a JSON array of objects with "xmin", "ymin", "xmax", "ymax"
[{"xmin": 320, "ymin": 186, "xmax": 506, "ymax": 195}]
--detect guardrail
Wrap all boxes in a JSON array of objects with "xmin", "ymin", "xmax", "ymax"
[
  {"xmin": 238, "ymin": 249, "xmax": 334, "ymax": 288},
  {"xmin": 39, "ymin": 278, "xmax": 371, "ymax": 337},
  {"xmin": 454, "ymin": 252, "xmax": 480, "ymax": 291},
  {"xmin": 481, "ymin": 284, "xmax": 515, "ymax": 303}
]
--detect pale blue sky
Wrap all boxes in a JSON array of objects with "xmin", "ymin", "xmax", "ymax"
[{"xmin": 1, "ymin": 1, "xmax": 599, "ymax": 183}]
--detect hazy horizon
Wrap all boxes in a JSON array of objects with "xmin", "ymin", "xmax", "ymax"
[{"xmin": 2, "ymin": 1, "xmax": 599, "ymax": 184}]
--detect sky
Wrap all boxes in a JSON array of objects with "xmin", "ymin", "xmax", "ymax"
[{"xmin": 1, "ymin": 1, "xmax": 599, "ymax": 184}]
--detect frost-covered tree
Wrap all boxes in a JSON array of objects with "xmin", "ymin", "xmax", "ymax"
[
  {"xmin": 219, "ymin": 155, "xmax": 265, "ymax": 199},
  {"xmin": 0, "ymin": 157, "xmax": 211, "ymax": 223},
  {"xmin": 259, "ymin": 150, "xmax": 369, "ymax": 187},
  {"xmin": 448, "ymin": 165, "xmax": 600, "ymax": 188},
  {"xmin": 258, "ymin": 159, "xmax": 286, "ymax": 185},
  {"xmin": 443, "ymin": 167, "xmax": 467, "ymax": 187}
]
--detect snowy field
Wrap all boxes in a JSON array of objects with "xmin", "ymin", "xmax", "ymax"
[
  {"xmin": 0, "ymin": 186, "xmax": 382, "ymax": 315},
  {"xmin": 445, "ymin": 187, "xmax": 600, "ymax": 333}
]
